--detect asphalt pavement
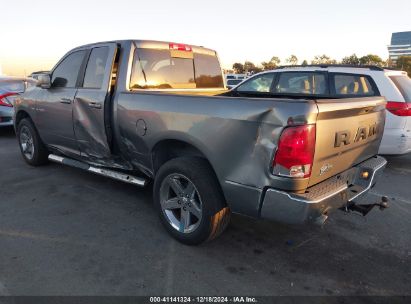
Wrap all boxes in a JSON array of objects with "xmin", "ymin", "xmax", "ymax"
[{"xmin": 0, "ymin": 126, "xmax": 410, "ymax": 296}]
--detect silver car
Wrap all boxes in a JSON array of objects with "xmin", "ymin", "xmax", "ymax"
[
  {"xmin": 226, "ymin": 78, "xmax": 244, "ymax": 89},
  {"xmin": 0, "ymin": 77, "xmax": 35, "ymax": 127}
]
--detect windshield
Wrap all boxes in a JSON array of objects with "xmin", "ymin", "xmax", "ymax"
[
  {"xmin": 0, "ymin": 80, "xmax": 25, "ymax": 93},
  {"xmin": 389, "ymin": 75, "xmax": 411, "ymax": 101}
]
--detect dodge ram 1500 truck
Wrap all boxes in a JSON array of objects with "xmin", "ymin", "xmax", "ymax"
[{"xmin": 14, "ymin": 40, "xmax": 388, "ymax": 245}]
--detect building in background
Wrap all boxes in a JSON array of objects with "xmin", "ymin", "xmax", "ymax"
[{"xmin": 388, "ymin": 31, "xmax": 411, "ymax": 63}]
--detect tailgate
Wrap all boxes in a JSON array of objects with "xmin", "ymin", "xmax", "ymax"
[{"xmin": 309, "ymin": 97, "xmax": 386, "ymax": 187}]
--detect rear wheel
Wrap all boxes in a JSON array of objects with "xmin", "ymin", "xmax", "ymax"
[
  {"xmin": 154, "ymin": 157, "xmax": 230, "ymax": 245},
  {"xmin": 17, "ymin": 118, "xmax": 48, "ymax": 166}
]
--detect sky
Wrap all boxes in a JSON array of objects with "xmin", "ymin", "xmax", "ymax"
[{"xmin": 1, "ymin": 0, "xmax": 410, "ymax": 76}]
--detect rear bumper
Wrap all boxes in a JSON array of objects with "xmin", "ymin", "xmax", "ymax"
[{"xmin": 260, "ymin": 156, "xmax": 387, "ymax": 224}]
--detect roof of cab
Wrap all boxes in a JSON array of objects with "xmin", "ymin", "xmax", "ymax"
[{"xmin": 71, "ymin": 40, "xmax": 217, "ymax": 56}]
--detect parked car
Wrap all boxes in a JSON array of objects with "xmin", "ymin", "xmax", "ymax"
[
  {"xmin": 226, "ymin": 78, "xmax": 243, "ymax": 89},
  {"xmin": 29, "ymin": 71, "xmax": 49, "ymax": 81},
  {"xmin": 225, "ymin": 73, "xmax": 246, "ymax": 80},
  {"xmin": 0, "ymin": 77, "xmax": 35, "ymax": 127},
  {"xmin": 225, "ymin": 73, "xmax": 249, "ymax": 89},
  {"xmin": 238, "ymin": 65, "xmax": 410, "ymax": 155},
  {"xmin": 14, "ymin": 40, "xmax": 388, "ymax": 245}
]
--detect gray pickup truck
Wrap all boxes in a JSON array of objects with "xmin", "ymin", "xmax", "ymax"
[{"xmin": 14, "ymin": 40, "xmax": 388, "ymax": 245}]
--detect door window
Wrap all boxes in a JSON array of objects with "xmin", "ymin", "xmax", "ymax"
[
  {"xmin": 332, "ymin": 74, "xmax": 376, "ymax": 96},
  {"xmin": 83, "ymin": 47, "xmax": 109, "ymax": 89},
  {"xmin": 52, "ymin": 50, "xmax": 86, "ymax": 88},
  {"xmin": 274, "ymin": 72, "xmax": 327, "ymax": 95},
  {"xmin": 236, "ymin": 73, "xmax": 275, "ymax": 92}
]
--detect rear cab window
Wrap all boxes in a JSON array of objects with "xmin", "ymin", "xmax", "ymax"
[
  {"xmin": 129, "ymin": 45, "xmax": 224, "ymax": 90},
  {"xmin": 389, "ymin": 75, "xmax": 411, "ymax": 101}
]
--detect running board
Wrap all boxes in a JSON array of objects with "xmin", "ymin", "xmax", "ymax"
[{"xmin": 48, "ymin": 154, "xmax": 146, "ymax": 187}]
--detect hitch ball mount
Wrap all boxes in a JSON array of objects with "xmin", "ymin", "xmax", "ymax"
[{"xmin": 340, "ymin": 196, "xmax": 389, "ymax": 216}]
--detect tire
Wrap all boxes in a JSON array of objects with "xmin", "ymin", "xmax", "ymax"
[
  {"xmin": 17, "ymin": 118, "xmax": 49, "ymax": 166},
  {"xmin": 154, "ymin": 157, "xmax": 230, "ymax": 245}
]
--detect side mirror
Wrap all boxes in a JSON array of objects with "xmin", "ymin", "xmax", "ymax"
[
  {"xmin": 36, "ymin": 74, "xmax": 51, "ymax": 89},
  {"xmin": 52, "ymin": 77, "xmax": 67, "ymax": 88}
]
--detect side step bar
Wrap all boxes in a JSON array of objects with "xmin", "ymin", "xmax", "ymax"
[{"xmin": 48, "ymin": 154, "xmax": 146, "ymax": 187}]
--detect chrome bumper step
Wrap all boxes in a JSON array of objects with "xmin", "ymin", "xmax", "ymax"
[{"xmin": 48, "ymin": 154, "xmax": 146, "ymax": 187}]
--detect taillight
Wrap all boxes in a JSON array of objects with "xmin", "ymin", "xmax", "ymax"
[
  {"xmin": 386, "ymin": 102, "xmax": 411, "ymax": 116},
  {"xmin": 169, "ymin": 43, "xmax": 192, "ymax": 52},
  {"xmin": 0, "ymin": 92, "xmax": 17, "ymax": 107},
  {"xmin": 273, "ymin": 124, "xmax": 316, "ymax": 178}
]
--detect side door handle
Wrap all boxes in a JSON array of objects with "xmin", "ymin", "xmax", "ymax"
[
  {"xmin": 88, "ymin": 102, "xmax": 102, "ymax": 109},
  {"xmin": 60, "ymin": 98, "xmax": 72, "ymax": 104}
]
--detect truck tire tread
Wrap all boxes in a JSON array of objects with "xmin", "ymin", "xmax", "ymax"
[{"xmin": 208, "ymin": 206, "xmax": 231, "ymax": 241}]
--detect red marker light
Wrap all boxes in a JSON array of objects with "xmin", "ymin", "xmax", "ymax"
[{"xmin": 169, "ymin": 43, "xmax": 192, "ymax": 52}]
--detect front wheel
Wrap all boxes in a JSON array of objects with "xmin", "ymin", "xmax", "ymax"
[
  {"xmin": 154, "ymin": 157, "xmax": 230, "ymax": 245},
  {"xmin": 17, "ymin": 118, "xmax": 49, "ymax": 166}
]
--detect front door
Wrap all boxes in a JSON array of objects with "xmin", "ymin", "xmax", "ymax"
[
  {"xmin": 35, "ymin": 50, "xmax": 87, "ymax": 156},
  {"xmin": 73, "ymin": 43, "xmax": 118, "ymax": 162}
]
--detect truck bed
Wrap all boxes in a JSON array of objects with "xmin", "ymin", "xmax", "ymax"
[{"xmin": 113, "ymin": 90, "xmax": 385, "ymax": 215}]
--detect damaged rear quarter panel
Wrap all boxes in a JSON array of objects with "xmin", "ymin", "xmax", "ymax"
[{"xmin": 114, "ymin": 92, "xmax": 318, "ymax": 216}]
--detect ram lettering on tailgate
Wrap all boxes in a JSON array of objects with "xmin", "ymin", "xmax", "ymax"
[{"xmin": 334, "ymin": 123, "xmax": 381, "ymax": 148}]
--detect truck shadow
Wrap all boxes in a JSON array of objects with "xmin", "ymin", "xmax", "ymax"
[
  {"xmin": 195, "ymin": 210, "xmax": 409, "ymax": 295},
  {"xmin": 384, "ymin": 153, "xmax": 411, "ymax": 167},
  {"xmin": 0, "ymin": 126, "xmax": 15, "ymax": 138},
  {"xmin": 1, "ymin": 150, "xmax": 408, "ymax": 295},
  {"xmin": 2, "ymin": 128, "xmax": 408, "ymax": 295}
]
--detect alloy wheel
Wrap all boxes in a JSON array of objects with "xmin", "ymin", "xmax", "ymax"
[
  {"xmin": 19, "ymin": 125, "xmax": 35, "ymax": 160},
  {"xmin": 159, "ymin": 173, "xmax": 203, "ymax": 233}
]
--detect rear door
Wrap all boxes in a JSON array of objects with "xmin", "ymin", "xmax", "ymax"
[{"xmin": 73, "ymin": 43, "xmax": 118, "ymax": 161}]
